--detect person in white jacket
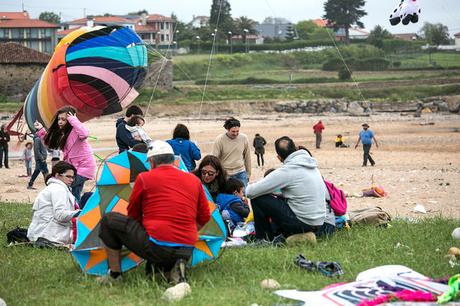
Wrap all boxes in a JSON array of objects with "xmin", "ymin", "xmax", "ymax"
[
  {"xmin": 245, "ymin": 136, "xmax": 327, "ymax": 243},
  {"xmin": 27, "ymin": 161, "xmax": 81, "ymax": 245}
]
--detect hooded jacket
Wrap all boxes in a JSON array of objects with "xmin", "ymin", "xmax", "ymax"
[
  {"xmin": 167, "ymin": 138, "xmax": 201, "ymax": 172},
  {"xmin": 215, "ymin": 193, "xmax": 250, "ymax": 224},
  {"xmin": 115, "ymin": 118, "xmax": 142, "ymax": 153},
  {"xmin": 245, "ymin": 150, "xmax": 326, "ymax": 226},
  {"xmin": 37, "ymin": 116, "xmax": 96, "ymax": 180},
  {"xmin": 27, "ymin": 177, "xmax": 80, "ymax": 245}
]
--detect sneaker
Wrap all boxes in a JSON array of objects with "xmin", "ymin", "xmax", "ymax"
[
  {"xmin": 271, "ymin": 234, "xmax": 286, "ymax": 247},
  {"xmin": 96, "ymin": 270, "xmax": 122, "ymax": 286},
  {"xmin": 27, "ymin": 186, "xmax": 37, "ymax": 190},
  {"xmin": 169, "ymin": 259, "xmax": 187, "ymax": 285}
]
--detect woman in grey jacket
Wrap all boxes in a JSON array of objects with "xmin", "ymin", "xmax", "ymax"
[{"xmin": 27, "ymin": 161, "xmax": 80, "ymax": 245}]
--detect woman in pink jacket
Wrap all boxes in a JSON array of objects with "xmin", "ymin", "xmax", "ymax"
[{"xmin": 34, "ymin": 106, "xmax": 96, "ymax": 202}]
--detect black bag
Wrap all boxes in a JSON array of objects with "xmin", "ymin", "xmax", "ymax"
[{"xmin": 6, "ymin": 227, "xmax": 30, "ymax": 244}]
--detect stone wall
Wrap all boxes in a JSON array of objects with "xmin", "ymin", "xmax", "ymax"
[
  {"xmin": 273, "ymin": 97, "xmax": 460, "ymax": 115},
  {"xmin": 0, "ymin": 64, "xmax": 45, "ymax": 100}
]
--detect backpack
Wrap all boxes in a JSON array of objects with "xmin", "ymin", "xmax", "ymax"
[
  {"xmin": 348, "ymin": 207, "xmax": 391, "ymax": 227},
  {"xmin": 6, "ymin": 227, "xmax": 29, "ymax": 244},
  {"xmin": 324, "ymin": 180, "xmax": 347, "ymax": 216}
]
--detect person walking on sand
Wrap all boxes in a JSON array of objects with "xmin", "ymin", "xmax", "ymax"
[
  {"xmin": 313, "ymin": 121, "xmax": 325, "ymax": 149},
  {"xmin": 355, "ymin": 123, "xmax": 379, "ymax": 167},
  {"xmin": 253, "ymin": 133, "xmax": 267, "ymax": 168}
]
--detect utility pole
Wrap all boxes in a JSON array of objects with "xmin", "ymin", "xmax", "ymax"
[
  {"xmin": 83, "ymin": 8, "xmax": 86, "ymax": 18},
  {"xmin": 21, "ymin": 1, "xmax": 25, "ymax": 12}
]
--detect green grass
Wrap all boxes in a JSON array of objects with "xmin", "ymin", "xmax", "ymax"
[
  {"xmin": 0, "ymin": 203, "xmax": 458, "ymax": 305},
  {"xmin": 137, "ymin": 84, "xmax": 460, "ymax": 105}
]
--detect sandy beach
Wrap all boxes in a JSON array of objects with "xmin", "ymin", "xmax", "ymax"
[{"xmin": 1, "ymin": 112, "xmax": 459, "ymax": 219}]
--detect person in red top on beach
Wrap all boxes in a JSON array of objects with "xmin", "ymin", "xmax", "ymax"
[
  {"xmin": 313, "ymin": 120, "xmax": 325, "ymax": 149},
  {"xmin": 98, "ymin": 140, "xmax": 210, "ymax": 284}
]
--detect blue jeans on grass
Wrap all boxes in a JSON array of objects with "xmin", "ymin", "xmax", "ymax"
[{"xmin": 28, "ymin": 160, "xmax": 49, "ymax": 187}]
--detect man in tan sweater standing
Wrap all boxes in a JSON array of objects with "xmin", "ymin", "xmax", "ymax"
[{"xmin": 212, "ymin": 117, "xmax": 251, "ymax": 187}]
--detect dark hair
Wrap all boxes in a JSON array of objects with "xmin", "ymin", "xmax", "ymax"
[
  {"xmin": 224, "ymin": 178, "xmax": 244, "ymax": 194},
  {"xmin": 264, "ymin": 168, "xmax": 276, "ymax": 177},
  {"xmin": 193, "ymin": 155, "xmax": 227, "ymax": 187},
  {"xmin": 126, "ymin": 115, "xmax": 144, "ymax": 127},
  {"xmin": 255, "ymin": 133, "xmax": 260, "ymax": 137},
  {"xmin": 223, "ymin": 117, "xmax": 240, "ymax": 130},
  {"xmin": 45, "ymin": 161, "xmax": 77, "ymax": 184},
  {"xmin": 0, "ymin": 124, "xmax": 5, "ymax": 131},
  {"xmin": 44, "ymin": 106, "xmax": 76, "ymax": 150},
  {"xmin": 126, "ymin": 105, "xmax": 144, "ymax": 117},
  {"xmin": 132, "ymin": 143, "xmax": 148, "ymax": 153},
  {"xmin": 172, "ymin": 123, "xmax": 190, "ymax": 140},
  {"xmin": 25, "ymin": 142, "xmax": 33, "ymax": 147},
  {"xmin": 275, "ymin": 136, "xmax": 297, "ymax": 160},
  {"xmin": 297, "ymin": 145, "xmax": 313, "ymax": 157}
]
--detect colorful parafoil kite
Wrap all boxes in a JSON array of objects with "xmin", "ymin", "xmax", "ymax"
[
  {"xmin": 23, "ymin": 25, "xmax": 147, "ymax": 131},
  {"xmin": 390, "ymin": 0, "xmax": 421, "ymax": 26},
  {"xmin": 71, "ymin": 151, "xmax": 226, "ymax": 276}
]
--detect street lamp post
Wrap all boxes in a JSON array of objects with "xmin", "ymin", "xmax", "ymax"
[
  {"xmin": 243, "ymin": 29, "xmax": 249, "ymax": 53},
  {"xmin": 196, "ymin": 35, "xmax": 201, "ymax": 54},
  {"xmin": 228, "ymin": 31, "xmax": 233, "ymax": 54}
]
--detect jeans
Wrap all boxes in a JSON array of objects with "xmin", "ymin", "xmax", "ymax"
[
  {"xmin": 362, "ymin": 144, "xmax": 375, "ymax": 166},
  {"xmin": 25, "ymin": 160, "xmax": 32, "ymax": 176},
  {"xmin": 0, "ymin": 145, "xmax": 8, "ymax": 168},
  {"xmin": 71, "ymin": 175, "xmax": 88, "ymax": 202},
  {"xmin": 315, "ymin": 133, "xmax": 322, "ymax": 149},
  {"xmin": 28, "ymin": 160, "xmax": 49, "ymax": 187},
  {"xmin": 99, "ymin": 212, "xmax": 192, "ymax": 274},
  {"xmin": 230, "ymin": 171, "xmax": 249, "ymax": 188},
  {"xmin": 251, "ymin": 194, "xmax": 320, "ymax": 241}
]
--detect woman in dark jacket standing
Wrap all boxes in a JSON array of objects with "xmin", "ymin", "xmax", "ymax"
[
  {"xmin": 0, "ymin": 124, "xmax": 10, "ymax": 168},
  {"xmin": 253, "ymin": 133, "xmax": 267, "ymax": 167}
]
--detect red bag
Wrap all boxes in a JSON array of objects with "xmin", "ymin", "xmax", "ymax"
[{"xmin": 324, "ymin": 180, "xmax": 347, "ymax": 216}]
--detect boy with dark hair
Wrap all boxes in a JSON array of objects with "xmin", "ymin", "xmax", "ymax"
[
  {"xmin": 115, "ymin": 105, "xmax": 144, "ymax": 153},
  {"xmin": 216, "ymin": 178, "xmax": 250, "ymax": 229}
]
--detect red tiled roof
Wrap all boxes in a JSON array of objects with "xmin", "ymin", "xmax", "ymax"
[
  {"xmin": 147, "ymin": 14, "xmax": 173, "ymax": 22},
  {"xmin": 312, "ymin": 19, "xmax": 328, "ymax": 28},
  {"xmin": 0, "ymin": 42, "xmax": 50, "ymax": 63},
  {"xmin": 135, "ymin": 25, "xmax": 157, "ymax": 33},
  {"xmin": 0, "ymin": 19, "xmax": 59, "ymax": 28},
  {"xmin": 57, "ymin": 27, "xmax": 81, "ymax": 37},
  {"xmin": 0, "ymin": 11, "xmax": 30, "ymax": 20},
  {"xmin": 68, "ymin": 16, "xmax": 134, "ymax": 25},
  {"xmin": 454, "ymin": 32, "xmax": 460, "ymax": 38}
]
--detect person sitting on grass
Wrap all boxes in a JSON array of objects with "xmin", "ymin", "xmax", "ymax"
[
  {"xmin": 193, "ymin": 155, "xmax": 228, "ymax": 202},
  {"xmin": 245, "ymin": 136, "xmax": 327, "ymax": 245},
  {"xmin": 216, "ymin": 178, "xmax": 250, "ymax": 230},
  {"xmin": 98, "ymin": 141, "xmax": 210, "ymax": 284},
  {"xmin": 27, "ymin": 161, "xmax": 80, "ymax": 246}
]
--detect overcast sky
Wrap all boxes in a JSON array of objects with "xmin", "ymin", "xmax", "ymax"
[{"xmin": 1, "ymin": 0, "xmax": 459, "ymax": 35}]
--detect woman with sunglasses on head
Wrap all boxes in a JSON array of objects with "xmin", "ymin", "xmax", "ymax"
[
  {"xmin": 27, "ymin": 161, "xmax": 81, "ymax": 246},
  {"xmin": 34, "ymin": 106, "xmax": 96, "ymax": 202},
  {"xmin": 193, "ymin": 155, "xmax": 227, "ymax": 202}
]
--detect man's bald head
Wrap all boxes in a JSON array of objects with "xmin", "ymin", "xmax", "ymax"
[{"xmin": 275, "ymin": 136, "xmax": 297, "ymax": 161}]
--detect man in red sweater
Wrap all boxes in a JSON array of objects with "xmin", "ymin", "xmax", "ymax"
[
  {"xmin": 99, "ymin": 140, "xmax": 211, "ymax": 283},
  {"xmin": 313, "ymin": 120, "xmax": 325, "ymax": 149}
]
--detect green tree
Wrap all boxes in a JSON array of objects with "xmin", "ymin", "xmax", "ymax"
[
  {"xmin": 323, "ymin": 0, "xmax": 367, "ymax": 44},
  {"xmin": 296, "ymin": 20, "xmax": 319, "ymax": 40},
  {"xmin": 128, "ymin": 9, "xmax": 148, "ymax": 16},
  {"xmin": 420, "ymin": 22, "xmax": 450, "ymax": 45},
  {"xmin": 171, "ymin": 13, "xmax": 194, "ymax": 42},
  {"xmin": 38, "ymin": 11, "xmax": 60, "ymax": 24},
  {"xmin": 209, "ymin": 0, "xmax": 234, "ymax": 36},
  {"xmin": 234, "ymin": 16, "xmax": 257, "ymax": 41},
  {"xmin": 367, "ymin": 25, "xmax": 393, "ymax": 49}
]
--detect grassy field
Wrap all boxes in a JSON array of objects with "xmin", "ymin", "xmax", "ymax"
[{"xmin": 1, "ymin": 203, "xmax": 458, "ymax": 305}]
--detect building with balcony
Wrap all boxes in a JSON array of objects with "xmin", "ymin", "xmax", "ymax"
[{"xmin": 0, "ymin": 11, "xmax": 59, "ymax": 53}]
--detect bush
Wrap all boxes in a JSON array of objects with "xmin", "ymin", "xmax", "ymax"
[
  {"xmin": 322, "ymin": 57, "xmax": 356, "ymax": 71},
  {"xmin": 392, "ymin": 61, "xmax": 402, "ymax": 68},
  {"xmin": 338, "ymin": 67, "xmax": 352, "ymax": 80},
  {"xmin": 353, "ymin": 57, "xmax": 390, "ymax": 71}
]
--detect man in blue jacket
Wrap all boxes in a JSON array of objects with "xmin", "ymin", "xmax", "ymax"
[{"xmin": 115, "ymin": 105, "xmax": 144, "ymax": 153}]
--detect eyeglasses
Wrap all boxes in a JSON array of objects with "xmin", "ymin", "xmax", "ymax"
[
  {"xmin": 201, "ymin": 170, "xmax": 217, "ymax": 177},
  {"xmin": 59, "ymin": 174, "xmax": 75, "ymax": 179}
]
